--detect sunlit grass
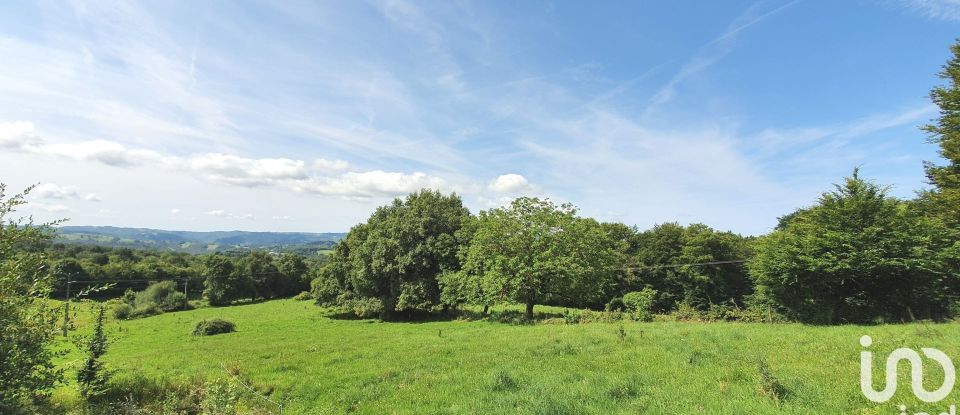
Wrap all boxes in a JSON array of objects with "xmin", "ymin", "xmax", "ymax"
[{"xmin": 52, "ymin": 299, "xmax": 960, "ymax": 414}]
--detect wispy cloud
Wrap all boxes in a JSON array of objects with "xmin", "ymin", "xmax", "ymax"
[
  {"xmin": 895, "ymin": 0, "xmax": 960, "ymax": 21},
  {"xmin": 644, "ymin": 0, "xmax": 801, "ymax": 118}
]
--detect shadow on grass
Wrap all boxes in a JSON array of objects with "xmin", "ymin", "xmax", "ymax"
[{"xmin": 323, "ymin": 307, "xmax": 566, "ymax": 325}]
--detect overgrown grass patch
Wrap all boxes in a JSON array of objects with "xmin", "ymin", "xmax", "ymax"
[{"xmin": 50, "ymin": 300, "xmax": 960, "ymax": 414}]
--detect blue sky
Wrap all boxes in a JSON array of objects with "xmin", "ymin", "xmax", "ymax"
[{"xmin": 1, "ymin": 0, "xmax": 958, "ymax": 234}]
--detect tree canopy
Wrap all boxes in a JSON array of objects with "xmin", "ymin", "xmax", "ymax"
[
  {"xmin": 447, "ymin": 197, "xmax": 618, "ymax": 319},
  {"xmin": 748, "ymin": 171, "xmax": 957, "ymax": 323}
]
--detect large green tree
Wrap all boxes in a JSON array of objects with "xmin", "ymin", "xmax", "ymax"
[
  {"xmin": 316, "ymin": 190, "xmax": 471, "ymax": 318},
  {"xmin": 748, "ymin": 172, "xmax": 956, "ymax": 324},
  {"xmin": 922, "ymin": 40, "xmax": 960, "ymax": 227},
  {"xmin": 451, "ymin": 197, "xmax": 617, "ymax": 319},
  {"xmin": 631, "ymin": 223, "xmax": 752, "ymax": 312},
  {"xmin": 201, "ymin": 254, "xmax": 243, "ymax": 306},
  {"xmin": 0, "ymin": 184, "xmax": 63, "ymax": 411}
]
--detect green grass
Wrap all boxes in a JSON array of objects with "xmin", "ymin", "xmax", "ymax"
[{"xmin": 53, "ymin": 300, "xmax": 960, "ymax": 414}]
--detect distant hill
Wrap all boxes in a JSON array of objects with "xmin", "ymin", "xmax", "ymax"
[{"xmin": 54, "ymin": 225, "xmax": 345, "ymax": 254}]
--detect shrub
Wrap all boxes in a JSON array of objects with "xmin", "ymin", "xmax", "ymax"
[
  {"xmin": 78, "ymin": 305, "xmax": 110, "ymax": 399},
  {"xmin": 111, "ymin": 303, "xmax": 133, "ymax": 320},
  {"xmin": 673, "ymin": 303, "xmax": 703, "ymax": 321},
  {"xmin": 121, "ymin": 288, "xmax": 137, "ymax": 306},
  {"xmin": 310, "ymin": 275, "xmax": 341, "ymax": 306},
  {"xmin": 562, "ymin": 309, "xmax": 627, "ymax": 324},
  {"xmin": 201, "ymin": 378, "xmax": 240, "ymax": 414},
  {"xmin": 606, "ymin": 297, "xmax": 626, "ymax": 312},
  {"xmin": 157, "ymin": 292, "xmax": 188, "ymax": 312},
  {"xmin": 293, "ymin": 291, "xmax": 313, "ymax": 301},
  {"xmin": 623, "ymin": 288, "xmax": 657, "ymax": 322},
  {"xmin": 129, "ymin": 303, "xmax": 161, "ymax": 319},
  {"xmin": 193, "ymin": 319, "xmax": 236, "ymax": 336},
  {"xmin": 346, "ymin": 297, "xmax": 384, "ymax": 319}
]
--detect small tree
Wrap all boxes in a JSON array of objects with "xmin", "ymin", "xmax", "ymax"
[
  {"xmin": 203, "ymin": 254, "xmax": 242, "ymax": 306},
  {"xmin": 0, "ymin": 184, "xmax": 64, "ymax": 411},
  {"xmin": 622, "ymin": 288, "xmax": 658, "ymax": 321},
  {"xmin": 77, "ymin": 305, "xmax": 109, "ymax": 399}
]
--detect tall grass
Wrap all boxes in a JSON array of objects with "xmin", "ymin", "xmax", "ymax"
[{"xmin": 52, "ymin": 300, "xmax": 960, "ymax": 414}]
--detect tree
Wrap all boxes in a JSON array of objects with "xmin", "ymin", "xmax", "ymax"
[
  {"xmin": 454, "ymin": 197, "xmax": 617, "ymax": 319},
  {"xmin": 202, "ymin": 254, "xmax": 242, "ymax": 306},
  {"xmin": 632, "ymin": 223, "xmax": 751, "ymax": 311},
  {"xmin": 921, "ymin": 40, "xmax": 960, "ymax": 227},
  {"xmin": 317, "ymin": 190, "xmax": 472, "ymax": 318},
  {"xmin": 77, "ymin": 305, "xmax": 109, "ymax": 399},
  {"xmin": 277, "ymin": 253, "xmax": 310, "ymax": 296},
  {"xmin": 237, "ymin": 251, "xmax": 279, "ymax": 300},
  {"xmin": 748, "ymin": 171, "xmax": 957, "ymax": 323},
  {"xmin": 0, "ymin": 184, "xmax": 63, "ymax": 411}
]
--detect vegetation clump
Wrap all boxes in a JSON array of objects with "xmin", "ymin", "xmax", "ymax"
[
  {"xmin": 622, "ymin": 288, "xmax": 657, "ymax": 322},
  {"xmin": 117, "ymin": 281, "xmax": 188, "ymax": 319},
  {"xmin": 192, "ymin": 318, "xmax": 236, "ymax": 336},
  {"xmin": 0, "ymin": 184, "xmax": 63, "ymax": 413},
  {"xmin": 77, "ymin": 305, "xmax": 111, "ymax": 399}
]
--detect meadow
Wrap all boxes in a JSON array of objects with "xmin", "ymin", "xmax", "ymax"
[{"xmin": 51, "ymin": 299, "xmax": 960, "ymax": 415}]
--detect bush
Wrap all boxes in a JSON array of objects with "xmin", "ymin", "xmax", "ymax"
[
  {"xmin": 130, "ymin": 303, "xmax": 161, "ymax": 319},
  {"xmin": 310, "ymin": 276, "xmax": 341, "ymax": 306},
  {"xmin": 111, "ymin": 303, "xmax": 133, "ymax": 320},
  {"xmin": 157, "ymin": 291, "xmax": 188, "ymax": 312},
  {"xmin": 623, "ymin": 288, "xmax": 657, "ymax": 322},
  {"xmin": 562, "ymin": 309, "xmax": 627, "ymax": 324},
  {"xmin": 346, "ymin": 297, "xmax": 384, "ymax": 319},
  {"xmin": 606, "ymin": 297, "xmax": 626, "ymax": 312},
  {"xmin": 192, "ymin": 319, "xmax": 236, "ymax": 336},
  {"xmin": 673, "ymin": 303, "xmax": 703, "ymax": 321},
  {"xmin": 122, "ymin": 289, "xmax": 137, "ymax": 306},
  {"xmin": 293, "ymin": 291, "xmax": 313, "ymax": 301}
]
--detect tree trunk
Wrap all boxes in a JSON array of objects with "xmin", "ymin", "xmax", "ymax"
[
  {"xmin": 525, "ymin": 302, "xmax": 535, "ymax": 320},
  {"xmin": 482, "ymin": 304, "xmax": 489, "ymax": 316}
]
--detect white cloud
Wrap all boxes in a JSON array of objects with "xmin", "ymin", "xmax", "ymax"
[
  {"xmin": 33, "ymin": 183, "xmax": 81, "ymax": 200},
  {"xmin": 0, "ymin": 121, "xmax": 42, "ymax": 151},
  {"xmin": 294, "ymin": 170, "xmax": 446, "ymax": 198},
  {"xmin": 188, "ymin": 153, "xmax": 308, "ymax": 187},
  {"xmin": 31, "ymin": 184, "xmax": 101, "ymax": 203},
  {"xmin": 271, "ymin": 215, "xmax": 293, "ymax": 220},
  {"xmin": 488, "ymin": 173, "xmax": 532, "ymax": 193},
  {"xmin": 206, "ymin": 209, "xmax": 254, "ymax": 220},
  {"xmin": 171, "ymin": 208, "xmax": 181, "ymax": 214},
  {"xmin": 42, "ymin": 139, "xmax": 163, "ymax": 167}
]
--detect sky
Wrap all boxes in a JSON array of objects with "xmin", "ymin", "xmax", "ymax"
[{"xmin": 1, "ymin": 0, "xmax": 958, "ymax": 235}]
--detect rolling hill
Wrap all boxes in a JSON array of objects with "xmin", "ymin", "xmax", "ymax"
[{"xmin": 53, "ymin": 225, "xmax": 345, "ymax": 254}]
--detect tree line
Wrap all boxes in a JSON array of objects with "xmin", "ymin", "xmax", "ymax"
[{"xmin": 310, "ymin": 43, "xmax": 960, "ymax": 324}]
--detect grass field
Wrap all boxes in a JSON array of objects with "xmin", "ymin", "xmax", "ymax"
[{"xmin": 52, "ymin": 299, "xmax": 960, "ymax": 414}]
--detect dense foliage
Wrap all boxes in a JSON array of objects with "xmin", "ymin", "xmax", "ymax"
[
  {"xmin": 444, "ymin": 197, "xmax": 618, "ymax": 319},
  {"xmin": 749, "ymin": 171, "xmax": 958, "ymax": 323},
  {"xmin": 77, "ymin": 305, "xmax": 110, "ymax": 399},
  {"xmin": 0, "ymin": 184, "xmax": 63, "ymax": 412},
  {"xmin": 192, "ymin": 318, "xmax": 236, "ymax": 336},
  {"xmin": 922, "ymin": 41, "xmax": 960, "ymax": 227},
  {"xmin": 312, "ymin": 190, "xmax": 472, "ymax": 318}
]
